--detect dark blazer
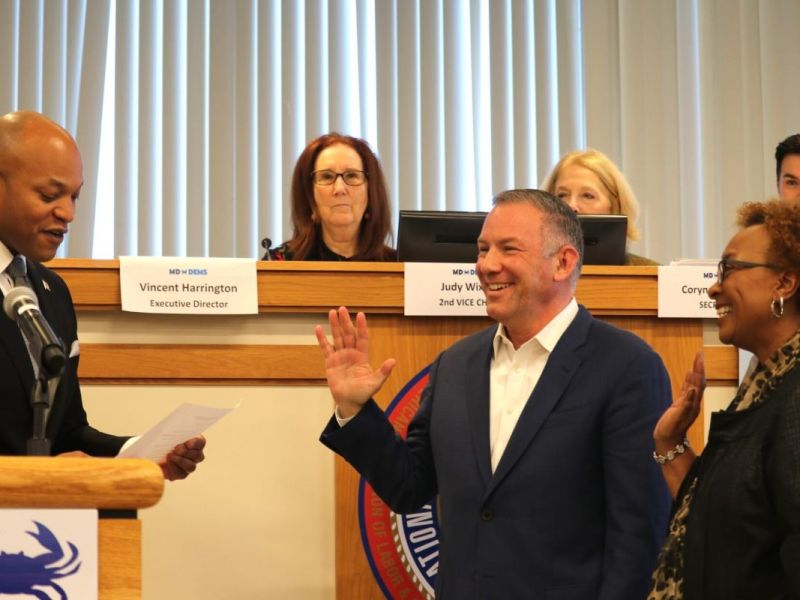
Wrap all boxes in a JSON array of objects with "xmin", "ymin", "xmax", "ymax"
[
  {"xmin": 322, "ymin": 306, "xmax": 671, "ymax": 599},
  {"xmin": 679, "ymin": 363, "xmax": 800, "ymax": 599},
  {"xmin": 0, "ymin": 261, "xmax": 128, "ymax": 456}
]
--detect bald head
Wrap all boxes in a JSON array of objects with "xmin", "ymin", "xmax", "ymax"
[
  {"xmin": 0, "ymin": 111, "xmax": 83, "ymax": 262},
  {"xmin": 0, "ymin": 111, "xmax": 80, "ymax": 174}
]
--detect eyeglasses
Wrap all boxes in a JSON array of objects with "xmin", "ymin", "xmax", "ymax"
[
  {"xmin": 311, "ymin": 169, "xmax": 368, "ymax": 186},
  {"xmin": 716, "ymin": 258, "xmax": 781, "ymax": 285}
]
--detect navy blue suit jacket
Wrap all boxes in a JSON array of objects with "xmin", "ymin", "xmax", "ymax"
[
  {"xmin": 322, "ymin": 306, "xmax": 671, "ymax": 599},
  {"xmin": 0, "ymin": 261, "xmax": 128, "ymax": 456}
]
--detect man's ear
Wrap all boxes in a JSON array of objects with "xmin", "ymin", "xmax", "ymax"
[{"xmin": 553, "ymin": 245, "xmax": 580, "ymax": 283}]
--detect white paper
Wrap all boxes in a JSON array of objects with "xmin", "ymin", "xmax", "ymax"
[{"xmin": 118, "ymin": 402, "xmax": 238, "ymax": 461}]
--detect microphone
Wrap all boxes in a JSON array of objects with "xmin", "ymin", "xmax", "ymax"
[
  {"xmin": 261, "ymin": 237, "xmax": 273, "ymax": 261},
  {"xmin": 3, "ymin": 286, "xmax": 67, "ymax": 377}
]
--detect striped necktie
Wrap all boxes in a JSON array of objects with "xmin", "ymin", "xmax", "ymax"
[
  {"xmin": 5, "ymin": 254, "xmax": 42, "ymax": 377},
  {"xmin": 6, "ymin": 254, "xmax": 32, "ymax": 289}
]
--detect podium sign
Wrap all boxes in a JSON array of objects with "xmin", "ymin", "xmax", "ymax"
[
  {"xmin": 0, "ymin": 509, "xmax": 98, "ymax": 599},
  {"xmin": 404, "ymin": 263, "xmax": 487, "ymax": 316},
  {"xmin": 120, "ymin": 256, "xmax": 258, "ymax": 314},
  {"xmin": 657, "ymin": 265, "xmax": 718, "ymax": 318}
]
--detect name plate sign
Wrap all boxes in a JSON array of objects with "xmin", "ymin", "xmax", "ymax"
[
  {"xmin": 657, "ymin": 263, "xmax": 718, "ymax": 318},
  {"xmin": 120, "ymin": 256, "xmax": 258, "ymax": 314},
  {"xmin": 404, "ymin": 263, "xmax": 488, "ymax": 316}
]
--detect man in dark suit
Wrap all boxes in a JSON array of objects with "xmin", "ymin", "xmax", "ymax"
[
  {"xmin": 0, "ymin": 110, "xmax": 204, "ymax": 480},
  {"xmin": 317, "ymin": 189, "xmax": 671, "ymax": 598}
]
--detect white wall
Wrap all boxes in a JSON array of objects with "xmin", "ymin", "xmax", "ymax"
[
  {"xmin": 78, "ymin": 311, "xmax": 337, "ymax": 599},
  {"xmin": 84, "ymin": 385, "xmax": 335, "ymax": 600}
]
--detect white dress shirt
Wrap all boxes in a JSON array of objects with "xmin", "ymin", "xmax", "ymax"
[
  {"xmin": 335, "ymin": 298, "xmax": 580, "ymax": 473},
  {"xmin": 489, "ymin": 298, "xmax": 578, "ymax": 472},
  {"xmin": 0, "ymin": 241, "xmax": 17, "ymax": 295}
]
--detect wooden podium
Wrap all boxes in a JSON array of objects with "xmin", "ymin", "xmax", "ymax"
[{"xmin": 0, "ymin": 457, "xmax": 164, "ymax": 599}]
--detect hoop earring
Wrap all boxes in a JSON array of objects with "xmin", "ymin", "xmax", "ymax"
[{"xmin": 771, "ymin": 296, "xmax": 784, "ymax": 318}]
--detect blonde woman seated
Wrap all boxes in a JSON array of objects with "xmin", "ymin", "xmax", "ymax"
[{"xmin": 541, "ymin": 149, "xmax": 657, "ymax": 265}]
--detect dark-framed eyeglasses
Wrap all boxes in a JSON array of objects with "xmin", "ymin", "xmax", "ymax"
[
  {"xmin": 311, "ymin": 169, "xmax": 368, "ymax": 186},
  {"xmin": 716, "ymin": 258, "xmax": 781, "ymax": 285}
]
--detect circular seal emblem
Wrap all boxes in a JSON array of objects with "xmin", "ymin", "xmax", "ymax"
[{"xmin": 357, "ymin": 366, "xmax": 441, "ymax": 599}]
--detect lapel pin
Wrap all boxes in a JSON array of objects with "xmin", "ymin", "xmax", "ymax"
[{"xmin": 42, "ymin": 280, "xmax": 51, "ymax": 291}]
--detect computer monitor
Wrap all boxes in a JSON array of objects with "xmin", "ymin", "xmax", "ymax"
[
  {"xmin": 578, "ymin": 214, "xmax": 627, "ymax": 265},
  {"xmin": 397, "ymin": 210, "xmax": 487, "ymax": 263},
  {"xmin": 397, "ymin": 210, "xmax": 628, "ymax": 265}
]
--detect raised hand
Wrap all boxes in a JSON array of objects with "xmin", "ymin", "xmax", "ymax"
[
  {"xmin": 654, "ymin": 351, "xmax": 706, "ymax": 446},
  {"xmin": 315, "ymin": 307, "xmax": 396, "ymax": 418}
]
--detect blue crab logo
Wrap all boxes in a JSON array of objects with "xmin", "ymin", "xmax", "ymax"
[{"xmin": 0, "ymin": 521, "xmax": 81, "ymax": 599}]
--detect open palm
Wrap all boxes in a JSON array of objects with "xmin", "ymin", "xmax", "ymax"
[
  {"xmin": 654, "ymin": 351, "xmax": 706, "ymax": 444},
  {"xmin": 315, "ymin": 307, "xmax": 396, "ymax": 415}
]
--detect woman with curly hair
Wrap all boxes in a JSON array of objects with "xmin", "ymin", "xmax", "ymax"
[
  {"xmin": 265, "ymin": 133, "xmax": 395, "ymax": 261},
  {"xmin": 649, "ymin": 199, "xmax": 800, "ymax": 599}
]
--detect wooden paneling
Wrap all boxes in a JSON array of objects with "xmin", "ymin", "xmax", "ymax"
[
  {"xmin": 49, "ymin": 259, "xmax": 661, "ymax": 315},
  {"xmin": 48, "ymin": 259, "xmax": 406, "ymax": 312},
  {"xmin": 703, "ymin": 344, "xmax": 739, "ymax": 383},
  {"xmin": 99, "ymin": 519, "xmax": 142, "ymax": 600},
  {"xmin": 79, "ymin": 343, "xmax": 324, "ymax": 384},
  {"xmin": 574, "ymin": 266, "xmax": 659, "ymax": 313}
]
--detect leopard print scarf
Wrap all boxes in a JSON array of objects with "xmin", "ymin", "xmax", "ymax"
[{"xmin": 647, "ymin": 330, "xmax": 800, "ymax": 600}]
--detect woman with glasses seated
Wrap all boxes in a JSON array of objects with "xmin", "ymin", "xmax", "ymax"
[
  {"xmin": 541, "ymin": 148, "xmax": 658, "ymax": 265},
  {"xmin": 264, "ymin": 133, "xmax": 396, "ymax": 261},
  {"xmin": 649, "ymin": 199, "xmax": 800, "ymax": 599}
]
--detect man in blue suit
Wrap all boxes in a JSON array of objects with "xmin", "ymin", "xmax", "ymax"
[{"xmin": 318, "ymin": 189, "xmax": 671, "ymax": 598}]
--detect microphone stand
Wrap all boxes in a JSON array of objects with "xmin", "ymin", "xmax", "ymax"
[
  {"xmin": 27, "ymin": 372, "xmax": 60, "ymax": 456},
  {"xmin": 25, "ymin": 338, "xmax": 65, "ymax": 456},
  {"xmin": 261, "ymin": 237, "xmax": 273, "ymax": 261},
  {"xmin": 2, "ymin": 283, "xmax": 66, "ymax": 455}
]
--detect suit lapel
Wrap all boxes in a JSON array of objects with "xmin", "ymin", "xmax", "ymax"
[
  {"xmin": 0, "ymin": 280, "xmax": 36, "ymax": 392},
  {"xmin": 26, "ymin": 263, "xmax": 58, "ymax": 331},
  {"xmin": 486, "ymin": 307, "xmax": 593, "ymax": 497},
  {"xmin": 26, "ymin": 263, "xmax": 71, "ymax": 442},
  {"xmin": 465, "ymin": 329, "xmax": 495, "ymax": 488}
]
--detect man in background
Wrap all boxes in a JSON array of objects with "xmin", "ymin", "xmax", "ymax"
[
  {"xmin": 0, "ymin": 110, "xmax": 203, "ymax": 479},
  {"xmin": 775, "ymin": 133, "xmax": 800, "ymax": 200},
  {"xmin": 317, "ymin": 189, "xmax": 671, "ymax": 598}
]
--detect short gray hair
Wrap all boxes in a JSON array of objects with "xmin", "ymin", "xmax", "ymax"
[{"xmin": 491, "ymin": 189, "xmax": 584, "ymax": 277}]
